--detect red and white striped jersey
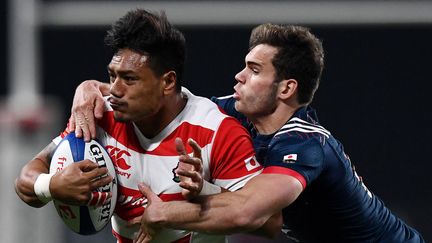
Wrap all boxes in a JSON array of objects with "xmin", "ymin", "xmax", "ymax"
[{"xmin": 56, "ymin": 88, "xmax": 262, "ymax": 243}]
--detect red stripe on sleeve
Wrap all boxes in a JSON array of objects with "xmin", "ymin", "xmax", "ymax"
[
  {"xmin": 210, "ymin": 117, "xmax": 262, "ymax": 180},
  {"xmin": 263, "ymin": 166, "xmax": 307, "ymax": 189}
]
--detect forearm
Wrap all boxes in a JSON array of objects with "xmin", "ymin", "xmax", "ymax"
[
  {"xmin": 149, "ymin": 174, "xmax": 301, "ymax": 235},
  {"xmin": 158, "ymin": 192, "xmax": 252, "ymax": 234},
  {"xmin": 15, "ymin": 158, "xmax": 50, "ymax": 207},
  {"xmin": 79, "ymin": 80, "xmax": 110, "ymax": 96},
  {"xmin": 15, "ymin": 143, "xmax": 54, "ymax": 207},
  {"xmin": 250, "ymin": 212, "xmax": 283, "ymax": 238}
]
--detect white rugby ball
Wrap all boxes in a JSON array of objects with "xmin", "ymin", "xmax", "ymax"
[{"xmin": 49, "ymin": 132, "xmax": 117, "ymax": 235}]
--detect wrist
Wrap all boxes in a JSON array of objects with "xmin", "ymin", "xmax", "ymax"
[
  {"xmin": 34, "ymin": 173, "xmax": 54, "ymax": 203},
  {"xmin": 199, "ymin": 180, "xmax": 222, "ymax": 196}
]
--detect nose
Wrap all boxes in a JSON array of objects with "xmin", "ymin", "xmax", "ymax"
[
  {"xmin": 235, "ymin": 68, "xmax": 246, "ymax": 84},
  {"xmin": 110, "ymin": 78, "xmax": 124, "ymax": 98}
]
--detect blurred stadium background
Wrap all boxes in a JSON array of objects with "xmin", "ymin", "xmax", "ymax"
[{"xmin": 0, "ymin": 0, "xmax": 431, "ymax": 242}]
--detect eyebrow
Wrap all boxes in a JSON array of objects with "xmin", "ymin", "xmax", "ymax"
[
  {"xmin": 246, "ymin": 60, "xmax": 262, "ymax": 67},
  {"xmin": 107, "ymin": 66, "xmax": 136, "ymax": 75}
]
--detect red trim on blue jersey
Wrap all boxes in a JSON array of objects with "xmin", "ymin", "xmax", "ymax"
[
  {"xmin": 210, "ymin": 117, "xmax": 262, "ymax": 179},
  {"xmin": 263, "ymin": 166, "xmax": 307, "ymax": 189}
]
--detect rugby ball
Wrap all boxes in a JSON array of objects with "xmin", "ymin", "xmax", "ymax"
[{"xmin": 49, "ymin": 132, "xmax": 117, "ymax": 235}]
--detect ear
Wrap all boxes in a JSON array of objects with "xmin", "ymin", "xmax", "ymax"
[
  {"xmin": 278, "ymin": 79, "xmax": 298, "ymax": 100},
  {"xmin": 162, "ymin": 71, "xmax": 177, "ymax": 95}
]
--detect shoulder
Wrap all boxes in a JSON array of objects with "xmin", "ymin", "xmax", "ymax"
[
  {"xmin": 276, "ymin": 117, "xmax": 330, "ymax": 144},
  {"xmin": 210, "ymin": 94, "xmax": 235, "ymax": 111},
  {"xmin": 181, "ymin": 88, "xmax": 234, "ymax": 130},
  {"xmin": 269, "ymin": 117, "xmax": 329, "ymax": 155},
  {"xmin": 262, "ymin": 118, "xmax": 329, "ymax": 186}
]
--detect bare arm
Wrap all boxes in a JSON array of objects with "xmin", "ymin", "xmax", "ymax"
[
  {"xmin": 140, "ymin": 172, "xmax": 302, "ymax": 235},
  {"xmin": 14, "ymin": 143, "xmax": 56, "ymax": 207},
  {"xmin": 15, "ymin": 142, "xmax": 113, "ymax": 207},
  {"xmin": 144, "ymin": 138, "xmax": 286, "ymax": 238},
  {"xmin": 69, "ymin": 80, "xmax": 110, "ymax": 141}
]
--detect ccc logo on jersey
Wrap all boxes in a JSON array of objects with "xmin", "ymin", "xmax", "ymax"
[{"xmin": 105, "ymin": 145, "xmax": 131, "ymax": 170}]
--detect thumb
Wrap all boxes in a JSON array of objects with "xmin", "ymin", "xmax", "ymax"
[
  {"xmin": 138, "ymin": 183, "xmax": 161, "ymax": 204},
  {"xmin": 175, "ymin": 137, "xmax": 187, "ymax": 156}
]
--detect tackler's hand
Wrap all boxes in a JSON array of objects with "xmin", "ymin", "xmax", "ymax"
[
  {"xmin": 69, "ymin": 80, "xmax": 107, "ymax": 142},
  {"xmin": 135, "ymin": 183, "xmax": 164, "ymax": 243}
]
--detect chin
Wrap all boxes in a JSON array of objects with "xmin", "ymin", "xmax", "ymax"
[
  {"xmin": 234, "ymin": 102, "xmax": 246, "ymax": 113},
  {"xmin": 113, "ymin": 112, "xmax": 130, "ymax": 123}
]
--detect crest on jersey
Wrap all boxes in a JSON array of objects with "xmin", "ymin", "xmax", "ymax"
[{"xmin": 283, "ymin": 154, "xmax": 297, "ymax": 163}]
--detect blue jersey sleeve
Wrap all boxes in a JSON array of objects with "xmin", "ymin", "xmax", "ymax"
[{"xmin": 263, "ymin": 135, "xmax": 325, "ymax": 188}]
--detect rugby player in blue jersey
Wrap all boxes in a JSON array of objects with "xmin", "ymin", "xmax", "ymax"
[{"xmin": 70, "ymin": 24, "xmax": 425, "ymax": 242}]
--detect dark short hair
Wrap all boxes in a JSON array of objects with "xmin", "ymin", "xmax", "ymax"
[
  {"xmin": 249, "ymin": 24, "xmax": 324, "ymax": 105},
  {"xmin": 104, "ymin": 9, "xmax": 186, "ymax": 91}
]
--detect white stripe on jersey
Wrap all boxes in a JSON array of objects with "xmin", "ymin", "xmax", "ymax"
[
  {"xmin": 216, "ymin": 94, "xmax": 234, "ymax": 100},
  {"xmin": 214, "ymin": 169, "xmax": 263, "ymax": 191},
  {"xmin": 276, "ymin": 118, "xmax": 330, "ymax": 138},
  {"xmin": 91, "ymin": 88, "xmax": 259, "ymax": 243},
  {"xmin": 290, "ymin": 117, "xmax": 327, "ymax": 130}
]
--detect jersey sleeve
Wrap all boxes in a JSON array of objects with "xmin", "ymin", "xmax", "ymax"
[
  {"xmin": 209, "ymin": 116, "xmax": 262, "ymax": 191},
  {"xmin": 263, "ymin": 136, "xmax": 325, "ymax": 189}
]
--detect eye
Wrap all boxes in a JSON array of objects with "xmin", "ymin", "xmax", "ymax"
[
  {"xmin": 247, "ymin": 64, "xmax": 260, "ymax": 74},
  {"xmin": 249, "ymin": 67, "xmax": 259, "ymax": 74},
  {"xmin": 124, "ymin": 76, "xmax": 138, "ymax": 82},
  {"xmin": 108, "ymin": 73, "xmax": 116, "ymax": 83}
]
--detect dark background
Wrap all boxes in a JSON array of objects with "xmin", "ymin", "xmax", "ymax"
[
  {"xmin": 42, "ymin": 24, "xmax": 432, "ymax": 242},
  {"xmin": 1, "ymin": 0, "xmax": 431, "ymax": 241}
]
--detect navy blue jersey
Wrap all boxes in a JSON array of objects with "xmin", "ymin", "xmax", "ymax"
[{"xmin": 212, "ymin": 96, "xmax": 424, "ymax": 243}]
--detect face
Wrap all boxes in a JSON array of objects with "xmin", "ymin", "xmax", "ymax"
[
  {"xmin": 107, "ymin": 48, "xmax": 165, "ymax": 122},
  {"xmin": 234, "ymin": 44, "xmax": 279, "ymax": 117}
]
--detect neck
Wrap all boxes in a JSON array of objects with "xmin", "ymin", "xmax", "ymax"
[
  {"xmin": 135, "ymin": 92, "xmax": 187, "ymax": 138},
  {"xmin": 250, "ymin": 103, "xmax": 301, "ymax": 135}
]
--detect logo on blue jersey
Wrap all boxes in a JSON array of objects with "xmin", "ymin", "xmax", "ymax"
[{"xmin": 283, "ymin": 154, "xmax": 298, "ymax": 163}]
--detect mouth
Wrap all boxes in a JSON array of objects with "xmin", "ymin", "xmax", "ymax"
[
  {"xmin": 108, "ymin": 96, "xmax": 126, "ymax": 110},
  {"xmin": 233, "ymin": 89, "xmax": 240, "ymax": 100}
]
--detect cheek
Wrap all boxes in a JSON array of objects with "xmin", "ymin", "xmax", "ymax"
[
  {"xmin": 247, "ymin": 78, "xmax": 271, "ymax": 95},
  {"xmin": 137, "ymin": 87, "xmax": 162, "ymax": 107}
]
